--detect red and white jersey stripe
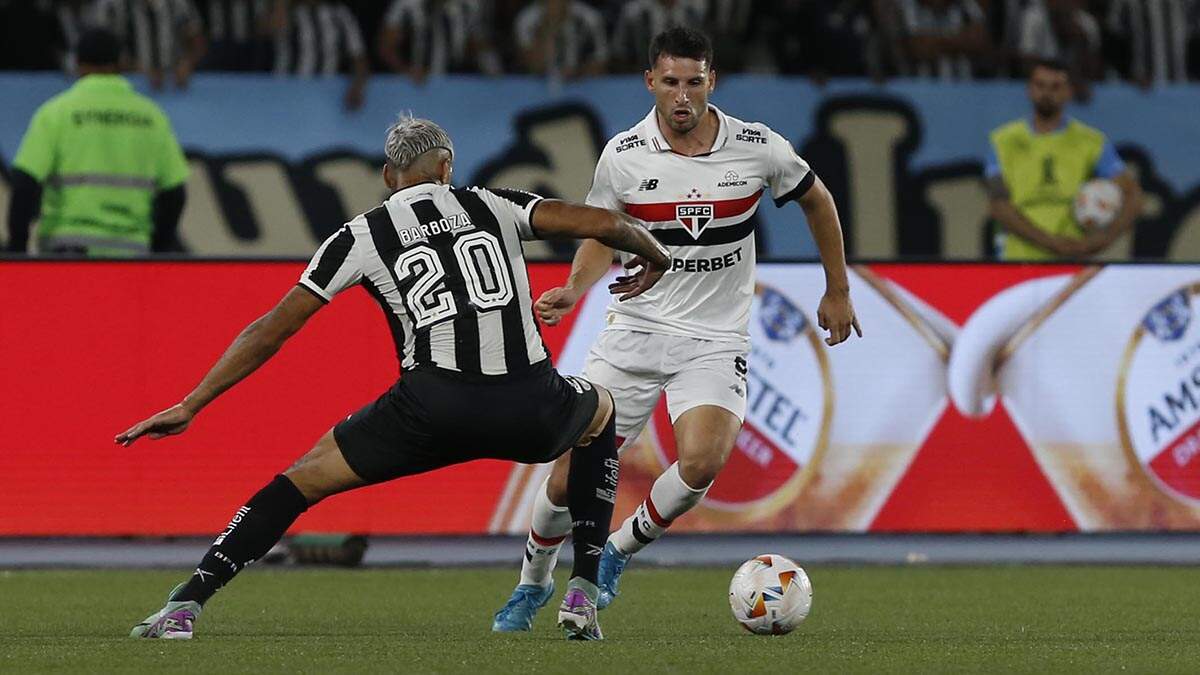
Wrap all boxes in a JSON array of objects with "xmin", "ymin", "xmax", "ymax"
[{"xmin": 586, "ymin": 105, "xmax": 813, "ymax": 341}]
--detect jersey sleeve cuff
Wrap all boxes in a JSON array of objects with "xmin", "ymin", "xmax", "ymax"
[
  {"xmin": 296, "ymin": 279, "xmax": 332, "ymax": 303},
  {"xmin": 525, "ymin": 197, "xmax": 545, "ymax": 239},
  {"xmin": 773, "ymin": 171, "xmax": 816, "ymax": 208}
]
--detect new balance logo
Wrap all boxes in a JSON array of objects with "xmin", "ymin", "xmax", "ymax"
[{"xmin": 638, "ymin": 178, "xmax": 659, "ymax": 191}]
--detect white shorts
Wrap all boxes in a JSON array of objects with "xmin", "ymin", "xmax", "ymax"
[{"xmin": 581, "ymin": 329, "xmax": 749, "ymax": 448}]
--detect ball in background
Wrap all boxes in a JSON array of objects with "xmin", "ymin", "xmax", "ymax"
[
  {"xmin": 729, "ymin": 553, "xmax": 813, "ymax": 635},
  {"xmin": 1074, "ymin": 179, "xmax": 1122, "ymax": 230}
]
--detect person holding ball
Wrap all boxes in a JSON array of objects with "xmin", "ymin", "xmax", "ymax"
[{"xmin": 986, "ymin": 58, "xmax": 1142, "ymax": 260}]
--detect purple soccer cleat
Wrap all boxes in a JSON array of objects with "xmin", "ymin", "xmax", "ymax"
[
  {"xmin": 557, "ymin": 579, "xmax": 603, "ymax": 641},
  {"xmin": 130, "ymin": 600, "xmax": 201, "ymax": 639}
]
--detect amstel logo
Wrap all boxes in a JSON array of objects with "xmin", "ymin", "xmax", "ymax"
[{"xmin": 1118, "ymin": 283, "xmax": 1200, "ymax": 504}]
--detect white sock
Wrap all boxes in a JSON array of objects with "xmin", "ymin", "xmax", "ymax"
[
  {"xmin": 609, "ymin": 462, "xmax": 709, "ymax": 555},
  {"xmin": 518, "ymin": 477, "xmax": 571, "ymax": 587}
]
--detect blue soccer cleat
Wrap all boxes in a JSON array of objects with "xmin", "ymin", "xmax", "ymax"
[
  {"xmin": 491, "ymin": 581, "xmax": 555, "ymax": 632},
  {"xmin": 596, "ymin": 542, "xmax": 631, "ymax": 609}
]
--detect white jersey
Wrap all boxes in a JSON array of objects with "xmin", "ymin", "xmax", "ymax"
[{"xmin": 586, "ymin": 105, "xmax": 813, "ymax": 341}]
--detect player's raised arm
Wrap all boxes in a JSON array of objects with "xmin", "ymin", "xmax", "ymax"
[
  {"xmin": 117, "ymin": 218, "xmax": 365, "ymax": 446},
  {"xmin": 796, "ymin": 175, "xmax": 863, "ymax": 346},
  {"xmin": 115, "ymin": 287, "xmax": 325, "ymax": 446},
  {"xmin": 530, "ymin": 200, "xmax": 671, "ymax": 304},
  {"xmin": 528, "ymin": 238, "xmax": 616, "ymax": 326},
  {"xmin": 532, "ymin": 137, "xmax": 630, "ymax": 324}
]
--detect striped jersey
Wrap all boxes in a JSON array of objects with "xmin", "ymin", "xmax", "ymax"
[
  {"xmin": 273, "ymin": 0, "xmax": 365, "ymax": 77},
  {"xmin": 383, "ymin": 0, "xmax": 494, "ymax": 75},
  {"xmin": 205, "ymin": 0, "xmax": 270, "ymax": 44},
  {"xmin": 299, "ymin": 182, "xmax": 549, "ymax": 376},
  {"xmin": 586, "ymin": 105, "xmax": 814, "ymax": 342},
  {"xmin": 94, "ymin": 0, "xmax": 201, "ymax": 74}
]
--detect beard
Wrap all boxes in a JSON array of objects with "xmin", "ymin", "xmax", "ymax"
[
  {"xmin": 662, "ymin": 97, "xmax": 705, "ymax": 133},
  {"xmin": 669, "ymin": 116, "xmax": 699, "ymax": 133},
  {"xmin": 1033, "ymin": 99, "xmax": 1062, "ymax": 119},
  {"xmin": 665, "ymin": 106, "xmax": 702, "ymax": 134}
]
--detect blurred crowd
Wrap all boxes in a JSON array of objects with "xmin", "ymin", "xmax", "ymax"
[{"xmin": 1, "ymin": 1, "xmax": 1198, "ymax": 98}]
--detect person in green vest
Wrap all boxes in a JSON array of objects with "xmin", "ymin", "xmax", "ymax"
[
  {"xmin": 5, "ymin": 28, "xmax": 188, "ymax": 257},
  {"xmin": 986, "ymin": 58, "xmax": 1142, "ymax": 260}
]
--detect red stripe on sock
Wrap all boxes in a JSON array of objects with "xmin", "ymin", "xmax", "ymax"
[
  {"xmin": 530, "ymin": 529, "xmax": 566, "ymax": 547},
  {"xmin": 644, "ymin": 497, "xmax": 673, "ymax": 528}
]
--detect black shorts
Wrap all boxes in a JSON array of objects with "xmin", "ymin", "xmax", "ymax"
[{"xmin": 333, "ymin": 361, "xmax": 600, "ymax": 483}]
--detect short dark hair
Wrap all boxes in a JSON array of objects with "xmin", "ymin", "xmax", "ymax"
[
  {"xmin": 648, "ymin": 26, "xmax": 713, "ymax": 70},
  {"xmin": 77, "ymin": 28, "xmax": 121, "ymax": 67},
  {"xmin": 1028, "ymin": 57, "xmax": 1069, "ymax": 77}
]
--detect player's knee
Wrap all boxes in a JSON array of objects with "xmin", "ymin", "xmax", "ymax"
[
  {"xmin": 546, "ymin": 454, "xmax": 571, "ymax": 506},
  {"xmin": 284, "ymin": 431, "xmax": 364, "ymax": 504},
  {"xmin": 594, "ymin": 385, "xmax": 615, "ymax": 430},
  {"xmin": 282, "ymin": 465, "xmax": 330, "ymax": 505},
  {"xmin": 575, "ymin": 385, "xmax": 615, "ymax": 447},
  {"xmin": 677, "ymin": 451, "xmax": 725, "ymax": 489}
]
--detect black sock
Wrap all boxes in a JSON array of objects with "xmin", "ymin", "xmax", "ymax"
[
  {"xmin": 567, "ymin": 412, "xmax": 619, "ymax": 586},
  {"xmin": 172, "ymin": 475, "xmax": 309, "ymax": 605}
]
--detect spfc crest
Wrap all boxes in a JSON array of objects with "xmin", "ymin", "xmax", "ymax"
[{"xmin": 676, "ymin": 203, "xmax": 714, "ymax": 239}]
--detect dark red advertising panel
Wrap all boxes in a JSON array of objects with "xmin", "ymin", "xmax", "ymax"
[
  {"xmin": 4, "ymin": 262, "xmax": 1200, "ymax": 534},
  {"xmin": 0, "ymin": 262, "xmax": 574, "ymax": 535}
]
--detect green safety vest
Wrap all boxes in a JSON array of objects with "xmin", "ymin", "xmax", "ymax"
[
  {"xmin": 989, "ymin": 118, "xmax": 1108, "ymax": 261},
  {"xmin": 11, "ymin": 74, "xmax": 189, "ymax": 257}
]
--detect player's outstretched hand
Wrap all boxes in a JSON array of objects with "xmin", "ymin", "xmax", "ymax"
[
  {"xmin": 817, "ymin": 289, "xmax": 863, "ymax": 346},
  {"xmin": 535, "ymin": 286, "xmax": 582, "ymax": 326},
  {"xmin": 608, "ymin": 255, "xmax": 668, "ymax": 302},
  {"xmin": 115, "ymin": 403, "xmax": 195, "ymax": 447}
]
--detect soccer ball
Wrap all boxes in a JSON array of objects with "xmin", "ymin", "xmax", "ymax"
[
  {"xmin": 728, "ymin": 554, "xmax": 812, "ymax": 635},
  {"xmin": 1074, "ymin": 179, "xmax": 1122, "ymax": 229}
]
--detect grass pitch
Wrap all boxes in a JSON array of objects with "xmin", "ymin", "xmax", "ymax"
[{"xmin": 2, "ymin": 565, "xmax": 1198, "ymax": 673}]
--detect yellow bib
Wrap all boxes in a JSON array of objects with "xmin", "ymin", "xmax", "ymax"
[{"xmin": 990, "ymin": 119, "xmax": 1107, "ymax": 261}]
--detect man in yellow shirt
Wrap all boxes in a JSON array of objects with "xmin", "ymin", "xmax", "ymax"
[
  {"xmin": 986, "ymin": 59, "xmax": 1142, "ymax": 260},
  {"xmin": 5, "ymin": 29, "xmax": 189, "ymax": 256}
]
